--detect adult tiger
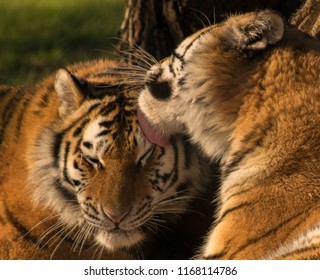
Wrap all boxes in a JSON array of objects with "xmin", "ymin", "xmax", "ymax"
[
  {"xmin": 138, "ymin": 10, "xmax": 320, "ymax": 259},
  {"xmin": 0, "ymin": 58, "xmax": 208, "ymax": 259}
]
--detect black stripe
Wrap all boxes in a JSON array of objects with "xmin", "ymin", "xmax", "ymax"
[
  {"xmin": 84, "ymin": 201, "xmax": 99, "ymax": 216},
  {"xmin": 63, "ymin": 141, "xmax": 73, "ymax": 186},
  {"xmin": 53, "ymin": 102, "xmax": 101, "ymax": 163},
  {"xmin": 151, "ymin": 146, "xmax": 176, "ymax": 191},
  {"xmin": 156, "ymin": 146, "xmax": 166, "ymax": 160},
  {"xmin": 178, "ymin": 77, "xmax": 186, "ymax": 87},
  {"xmin": 222, "ymin": 141, "xmax": 262, "ymax": 179},
  {"xmin": 100, "ymin": 102, "xmax": 117, "ymax": 116},
  {"xmin": 169, "ymin": 140, "xmax": 180, "ymax": 187},
  {"xmin": 72, "ymin": 179, "xmax": 81, "ymax": 187},
  {"xmin": 181, "ymin": 29, "xmax": 211, "ymax": 57},
  {"xmin": 97, "ymin": 129, "xmax": 111, "ymax": 138},
  {"xmin": 222, "ymin": 183, "xmax": 256, "ymax": 203},
  {"xmin": 73, "ymin": 138, "xmax": 83, "ymax": 155},
  {"xmin": 172, "ymin": 50, "xmax": 185, "ymax": 63},
  {"xmin": 137, "ymin": 145, "xmax": 155, "ymax": 167},
  {"xmin": 73, "ymin": 127, "xmax": 83, "ymax": 137},
  {"xmin": 54, "ymin": 178, "xmax": 77, "ymax": 202},
  {"xmin": 53, "ymin": 132, "xmax": 64, "ymax": 167},
  {"xmin": 63, "ymin": 103, "xmax": 100, "ymax": 134},
  {"xmin": 0, "ymin": 89, "xmax": 24, "ymax": 145},
  {"xmin": 15, "ymin": 93, "xmax": 33, "ymax": 139},
  {"xmin": 73, "ymin": 118, "xmax": 90, "ymax": 137},
  {"xmin": 84, "ymin": 211, "xmax": 101, "ymax": 222},
  {"xmin": 216, "ymin": 202, "xmax": 254, "ymax": 225},
  {"xmin": 229, "ymin": 211, "xmax": 305, "ymax": 259},
  {"xmin": 277, "ymin": 244, "xmax": 319, "ymax": 259},
  {"xmin": 36, "ymin": 87, "xmax": 52, "ymax": 108},
  {"xmin": 88, "ymin": 83, "xmax": 125, "ymax": 100},
  {"xmin": 0, "ymin": 87, "xmax": 12, "ymax": 102},
  {"xmin": 82, "ymin": 141, "xmax": 93, "ymax": 149},
  {"xmin": 99, "ymin": 120, "xmax": 115, "ymax": 128},
  {"xmin": 169, "ymin": 58, "xmax": 176, "ymax": 77},
  {"xmin": 123, "ymin": 108, "xmax": 135, "ymax": 116},
  {"xmin": 206, "ymin": 210, "xmax": 305, "ymax": 259},
  {"xmin": 4, "ymin": 202, "xmax": 48, "ymax": 249},
  {"xmin": 176, "ymin": 179, "xmax": 191, "ymax": 193},
  {"xmin": 73, "ymin": 159, "xmax": 85, "ymax": 173}
]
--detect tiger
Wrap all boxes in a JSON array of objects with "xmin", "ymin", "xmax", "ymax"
[
  {"xmin": 0, "ymin": 58, "xmax": 209, "ymax": 259},
  {"xmin": 138, "ymin": 10, "xmax": 320, "ymax": 259}
]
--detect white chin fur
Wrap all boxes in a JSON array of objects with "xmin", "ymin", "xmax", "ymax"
[{"xmin": 95, "ymin": 230, "xmax": 144, "ymax": 251}]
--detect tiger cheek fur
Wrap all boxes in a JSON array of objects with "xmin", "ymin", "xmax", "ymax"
[
  {"xmin": 0, "ymin": 59, "xmax": 206, "ymax": 259},
  {"xmin": 139, "ymin": 10, "xmax": 320, "ymax": 259}
]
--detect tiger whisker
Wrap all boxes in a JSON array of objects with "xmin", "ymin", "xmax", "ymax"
[
  {"xmin": 113, "ymin": 45, "xmax": 155, "ymax": 69},
  {"xmin": 72, "ymin": 223, "xmax": 93, "ymax": 254},
  {"xmin": 130, "ymin": 237, "xmax": 144, "ymax": 259},
  {"xmin": 112, "ymin": 39, "xmax": 158, "ymax": 66},
  {"xmin": 50, "ymin": 224, "xmax": 78, "ymax": 259},
  {"xmin": 36, "ymin": 221, "xmax": 66, "ymax": 249},
  {"xmin": 190, "ymin": 8, "xmax": 212, "ymax": 28},
  {"xmin": 23, "ymin": 212, "xmax": 60, "ymax": 239}
]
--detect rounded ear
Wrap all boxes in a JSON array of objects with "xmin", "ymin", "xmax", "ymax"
[
  {"xmin": 225, "ymin": 10, "xmax": 285, "ymax": 50},
  {"xmin": 54, "ymin": 68, "xmax": 86, "ymax": 118}
]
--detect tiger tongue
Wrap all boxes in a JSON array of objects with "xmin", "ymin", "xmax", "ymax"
[{"xmin": 137, "ymin": 110, "xmax": 170, "ymax": 148}]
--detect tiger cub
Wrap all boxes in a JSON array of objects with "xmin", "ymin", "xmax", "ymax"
[
  {"xmin": 0, "ymin": 58, "xmax": 207, "ymax": 259},
  {"xmin": 138, "ymin": 10, "xmax": 320, "ymax": 259}
]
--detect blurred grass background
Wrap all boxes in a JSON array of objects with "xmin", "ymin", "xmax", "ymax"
[{"xmin": 0, "ymin": 0, "xmax": 125, "ymax": 85}]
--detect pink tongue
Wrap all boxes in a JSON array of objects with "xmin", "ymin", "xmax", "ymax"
[{"xmin": 137, "ymin": 110, "xmax": 170, "ymax": 148}]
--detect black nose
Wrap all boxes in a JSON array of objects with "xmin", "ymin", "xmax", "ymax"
[{"xmin": 146, "ymin": 80, "xmax": 171, "ymax": 100}]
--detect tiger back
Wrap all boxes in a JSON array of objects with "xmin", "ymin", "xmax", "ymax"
[{"xmin": 0, "ymin": 58, "xmax": 208, "ymax": 259}]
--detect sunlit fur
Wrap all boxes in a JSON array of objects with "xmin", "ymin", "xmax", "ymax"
[
  {"xmin": 0, "ymin": 59, "xmax": 206, "ymax": 259},
  {"xmin": 138, "ymin": 10, "xmax": 320, "ymax": 259}
]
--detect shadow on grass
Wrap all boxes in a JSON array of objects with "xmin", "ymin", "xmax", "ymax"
[{"xmin": 0, "ymin": 0, "xmax": 125, "ymax": 85}]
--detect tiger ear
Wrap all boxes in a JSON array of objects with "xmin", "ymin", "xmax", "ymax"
[
  {"xmin": 225, "ymin": 10, "xmax": 285, "ymax": 50},
  {"xmin": 54, "ymin": 68, "xmax": 86, "ymax": 118}
]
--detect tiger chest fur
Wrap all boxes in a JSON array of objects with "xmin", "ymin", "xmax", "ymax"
[{"xmin": 0, "ymin": 59, "xmax": 206, "ymax": 259}]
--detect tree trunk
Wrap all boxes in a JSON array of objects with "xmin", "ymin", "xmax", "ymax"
[{"xmin": 118, "ymin": 0, "xmax": 302, "ymax": 61}]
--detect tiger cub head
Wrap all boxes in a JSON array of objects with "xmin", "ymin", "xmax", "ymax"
[
  {"xmin": 138, "ymin": 10, "xmax": 287, "ymax": 162},
  {"xmin": 27, "ymin": 60, "xmax": 206, "ymax": 253}
]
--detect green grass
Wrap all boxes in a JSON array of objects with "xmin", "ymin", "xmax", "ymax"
[{"xmin": 0, "ymin": 0, "xmax": 125, "ymax": 85}]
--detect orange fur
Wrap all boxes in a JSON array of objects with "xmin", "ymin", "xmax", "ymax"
[
  {"xmin": 0, "ymin": 59, "xmax": 206, "ymax": 259},
  {"xmin": 139, "ymin": 10, "xmax": 320, "ymax": 259}
]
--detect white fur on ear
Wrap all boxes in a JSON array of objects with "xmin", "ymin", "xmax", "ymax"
[
  {"xmin": 54, "ymin": 68, "xmax": 83, "ymax": 118},
  {"xmin": 226, "ymin": 10, "xmax": 285, "ymax": 50}
]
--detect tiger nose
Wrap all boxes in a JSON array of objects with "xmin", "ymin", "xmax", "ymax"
[{"xmin": 104, "ymin": 209, "xmax": 129, "ymax": 224}]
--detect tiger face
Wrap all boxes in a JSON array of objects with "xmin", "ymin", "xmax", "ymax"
[
  {"xmin": 21, "ymin": 60, "xmax": 205, "ymax": 255},
  {"xmin": 31, "ymin": 66, "xmax": 199, "ymax": 253},
  {"xmin": 138, "ymin": 11, "xmax": 284, "ymax": 161},
  {"xmin": 138, "ymin": 11, "xmax": 320, "ymax": 259}
]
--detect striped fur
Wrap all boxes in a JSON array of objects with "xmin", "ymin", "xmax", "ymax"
[
  {"xmin": 138, "ymin": 10, "xmax": 320, "ymax": 259},
  {"xmin": 0, "ymin": 58, "xmax": 206, "ymax": 259}
]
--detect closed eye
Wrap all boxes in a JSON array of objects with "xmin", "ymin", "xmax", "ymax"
[
  {"xmin": 146, "ymin": 80, "xmax": 171, "ymax": 100},
  {"xmin": 137, "ymin": 145, "xmax": 155, "ymax": 168},
  {"xmin": 83, "ymin": 155, "xmax": 103, "ymax": 170}
]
